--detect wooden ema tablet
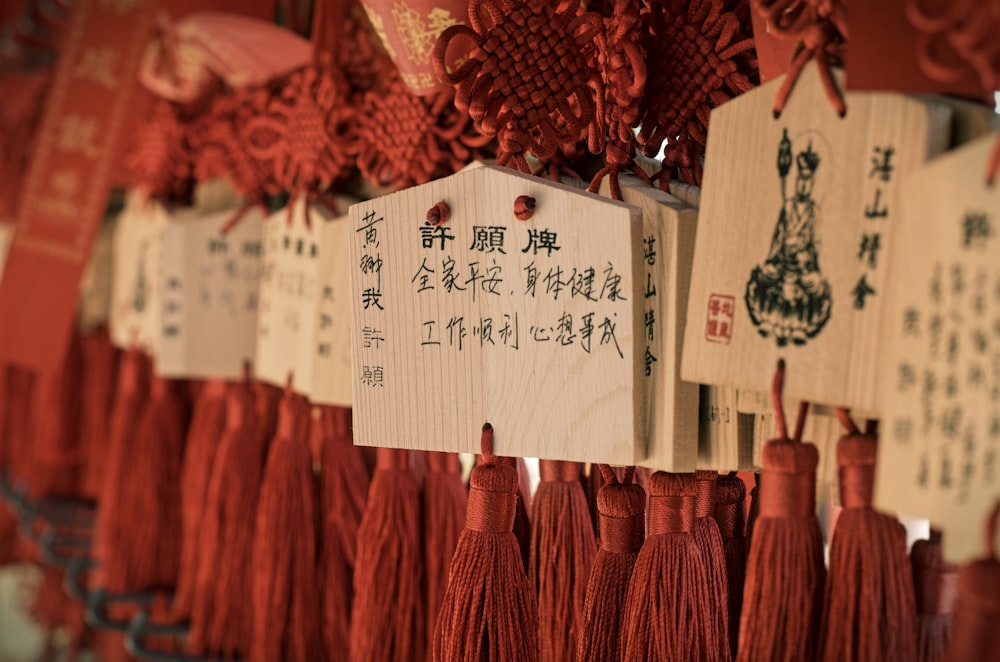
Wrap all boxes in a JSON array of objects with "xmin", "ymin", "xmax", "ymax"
[
  {"xmin": 0, "ymin": 222, "xmax": 13, "ymax": 282},
  {"xmin": 78, "ymin": 218, "xmax": 115, "ymax": 333},
  {"xmin": 157, "ymin": 206, "xmax": 264, "ymax": 380},
  {"xmin": 109, "ymin": 194, "xmax": 168, "ymax": 354},
  {"xmin": 659, "ymin": 179, "xmax": 749, "ymax": 471},
  {"xmin": 598, "ymin": 176, "xmax": 698, "ymax": 472},
  {"xmin": 308, "ymin": 212, "xmax": 354, "ymax": 407},
  {"xmin": 254, "ymin": 198, "xmax": 328, "ymax": 393},
  {"xmin": 349, "ymin": 165, "xmax": 644, "ymax": 463},
  {"xmin": 875, "ymin": 131, "xmax": 1000, "ymax": 562},
  {"xmin": 681, "ymin": 62, "xmax": 952, "ymax": 412}
]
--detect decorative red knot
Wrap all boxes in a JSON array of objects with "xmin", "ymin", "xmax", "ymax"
[
  {"xmin": 433, "ymin": 0, "xmax": 606, "ymax": 172},
  {"xmin": 637, "ymin": 0, "xmax": 757, "ymax": 186},
  {"xmin": 751, "ymin": 0, "xmax": 848, "ymax": 119},
  {"xmin": 240, "ymin": 59, "xmax": 352, "ymax": 201},
  {"xmin": 426, "ymin": 201, "xmax": 451, "ymax": 226},
  {"xmin": 904, "ymin": 1, "xmax": 1000, "ymax": 183},
  {"xmin": 513, "ymin": 195, "xmax": 536, "ymax": 220}
]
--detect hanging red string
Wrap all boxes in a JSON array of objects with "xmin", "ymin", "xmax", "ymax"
[{"xmin": 750, "ymin": 0, "xmax": 847, "ymax": 117}]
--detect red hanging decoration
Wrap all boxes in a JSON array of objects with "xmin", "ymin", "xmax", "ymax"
[
  {"xmin": 350, "ymin": 448, "xmax": 425, "ymax": 662},
  {"xmin": 433, "ymin": 424, "xmax": 539, "ymax": 661},
  {"xmin": 79, "ymin": 329, "xmax": 119, "ymax": 503},
  {"xmin": 172, "ymin": 379, "xmax": 229, "ymax": 622},
  {"xmin": 904, "ymin": 1, "xmax": 1000, "ymax": 182},
  {"xmin": 637, "ymin": 0, "xmax": 757, "ymax": 186},
  {"xmin": 249, "ymin": 384, "xmax": 322, "ymax": 662},
  {"xmin": 817, "ymin": 413, "xmax": 918, "ymax": 660},
  {"xmin": 749, "ymin": 0, "xmax": 847, "ymax": 117},
  {"xmin": 715, "ymin": 471, "xmax": 748, "ymax": 659},
  {"xmin": 737, "ymin": 361, "xmax": 825, "ymax": 662},
  {"xmin": 576, "ymin": 465, "xmax": 645, "ymax": 662},
  {"xmin": 912, "ymin": 531, "xmax": 958, "ymax": 662},
  {"xmin": 531, "ymin": 459, "xmax": 597, "ymax": 661},
  {"xmin": 423, "ymin": 451, "xmax": 468, "ymax": 648},
  {"xmin": 189, "ymin": 375, "xmax": 264, "ymax": 659},
  {"xmin": 622, "ymin": 471, "xmax": 715, "ymax": 661},
  {"xmin": 587, "ymin": 0, "xmax": 650, "ymax": 197},
  {"xmin": 433, "ymin": 0, "xmax": 606, "ymax": 171},
  {"xmin": 241, "ymin": 58, "xmax": 354, "ymax": 206},
  {"xmin": 943, "ymin": 502, "xmax": 1000, "ymax": 661},
  {"xmin": 317, "ymin": 405, "xmax": 369, "ymax": 657},
  {"xmin": 694, "ymin": 470, "xmax": 732, "ymax": 660}
]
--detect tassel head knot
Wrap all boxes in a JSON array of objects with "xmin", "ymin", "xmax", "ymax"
[
  {"xmin": 597, "ymin": 482, "xmax": 646, "ymax": 554},
  {"xmin": 467, "ymin": 463, "xmax": 519, "ymax": 533}
]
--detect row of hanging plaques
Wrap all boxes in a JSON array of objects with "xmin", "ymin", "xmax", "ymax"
[{"xmin": 48, "ymin": 62, "xmax": 999, "ymax": 563}]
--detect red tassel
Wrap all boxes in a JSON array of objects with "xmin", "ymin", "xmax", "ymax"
[
  {"xmin": 94, "ymin": 350, "xmax": 148, "ymax": 592},
  {"xmin": 254, "ymin": 380, "xmax": 282, "ymax": 450},
  {"xmin": 423, "ymin": 451, "xmax": 468, "ymax": 649},
  {"xmin": 172, "ymin": 378, "xmax": 228, "ymax": 621},
  {"xmin": 510, "ymin": 456, "xmax": 533, "ymax": 571},
  {"xmin": 622, "ymin": 471, "xmax": 713, "ymax": 660},
  {"xmin": 432, "ymin": 424, "xmax": 539, "ymax": 661},
  {"xmin": 250, "ymin": 386, "xmax": 322, "ymax": 662},
  {"xmin": 818, "ymin": 421, "xmax": 917, "ymax": 661},
  {"xmin": 585, "ymin": 462, "xmax": 605, "ymax": 535},
  {"xmin": 912, "ymin": 532, "xmax": 957, "ymax": 662},
  {"xmin": 943, "ymin": 503, "xmax": 1000, "ymax": 662},
  {"xmin": 746, "ymin": 472, "xmax": 760, "ymax": 547},
  {"xmin": 189, "ymin": 376, "xmax": 265, "ymax": 658},
  {"xmin": 738, "ymin": 362, "xmax": 825, "ymax": 662},
  {"xmin": 694, "ymin": 470, "xmax": 732, "ymax": 661},
  {"xmin": 576, "ymin": 465, "xmax": 645, "ymax": 662},
  {"xmin": 79, "ymin": 329, "xmax": 119, "ymax": 502},
  {"xmin": 350, "ymin": 447, "xmax": 424, "ymax": 662},
  {"xmin": 715, "ymin": 472, "xmax": 748, "ymax": 659},
  {"xmin": 2, "ymin": 365, "xmax": 35, "ymax": 487},
  {"xmin": 27, "ymin": 332, "xmax": 83, "ymax": 499},
  {"xmin": 133, "ymin": 374, "xmax": 188, "ymax": 591},
  {"xmin": 318, "ymin": 405, "xmax": 369, "ymax": 656},
  {"xmin": 531, "ymin": 459, "xmax": 596, "ymax": 660},
  {"xmin": 96, "ymin": 352, "xmax": 189, "ymax": 593}
]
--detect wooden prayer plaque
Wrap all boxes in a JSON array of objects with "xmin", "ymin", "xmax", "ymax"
[
  {"xmin": 78, "ymin": 218, "xmax": 115, "ymax": 333},
  {"xmin": 307, "ymin": 213, "xmax": 355, "ymax": 407},
  {"xmin": 349, "ymin": 165, "xmax": 644, "ymax": 463},
  {"xmin": 599, "ymin": 176, "xmax": 699, "ymax": 472},
  {"xmin": 254, "ymin": 199, "xmax": 326, "ymax": 393},
  {"xmin": 875, "ymin": 132, "xmax": 1000, "ymax": 562},
  {"xmin": 109, "ymin": 195, "xmax": 167, "ymax": 354},
  {"xmin": 682, "ymin": 62, "xmax": 952, "ymax": 412},
  {"xmin": 157, "ymin": 206, "xmax": 264, "ymax": 380}
]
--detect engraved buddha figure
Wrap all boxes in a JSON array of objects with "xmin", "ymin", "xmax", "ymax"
[{"xmin": 745, "ymin": 130, "xmax": 832, "ymax": 346}]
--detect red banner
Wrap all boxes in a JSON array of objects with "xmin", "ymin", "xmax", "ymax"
[{"xmin": 0, "ymin": 0, "xmax": 155, "ymax": 373}]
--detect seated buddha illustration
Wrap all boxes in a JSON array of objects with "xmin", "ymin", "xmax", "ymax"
[{"xmin": 745, "ymin": 128, "xmax": 833, "ymax": 347}]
